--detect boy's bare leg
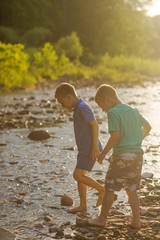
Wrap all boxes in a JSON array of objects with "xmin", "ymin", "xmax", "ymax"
[
  {"xmin": 74, "ymin": 168, "xmax": 105, "ymax": 207},
  {"xmin": 68, "ymin": 168, "xmax": 105, "ymax": 213},
  {"xmin": 88, "ymin": 190, "xmax": 114, "ymax": 226},
  {"xmin": 126, "ymin": 190, "xmax": 141, "ymax": 229},
  {"xmin": 68, "ymin": 181, "xmax": 87, "ymax": 213}
]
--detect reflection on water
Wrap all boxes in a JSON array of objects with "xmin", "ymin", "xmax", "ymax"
[{"xmin": 0, "ymin": 83, "xmax": 160, "ymax": 239}]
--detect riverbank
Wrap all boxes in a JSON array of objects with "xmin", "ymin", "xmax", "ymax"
[
  {"xmin": 0, "ymin": 83, "xmax": 160, "ymax": 239},
  {"xmin": 1, "ymin": 41, "xmax": 160, "ymax": 93}
]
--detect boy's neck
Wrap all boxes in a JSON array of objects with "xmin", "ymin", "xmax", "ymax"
[
  {"xmin": 73, "ymin": 96, "xmax": 80, "ymax": 107},
  {"xmin": 111, "ymin": 98, "xmax": 123, "ymax": 108}
]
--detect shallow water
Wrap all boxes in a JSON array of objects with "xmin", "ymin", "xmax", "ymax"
[{"xmin": 0, "ymin": 82, "xmax": 160, "ymax": 239}]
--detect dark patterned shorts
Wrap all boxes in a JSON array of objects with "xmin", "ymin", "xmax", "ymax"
[{"xmin": 105, "ymin": 152, "xmax": 143, "ymax": 192}]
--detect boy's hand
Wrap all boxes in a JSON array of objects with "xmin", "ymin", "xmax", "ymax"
[
  {"xmin": 98, "ymin": 151, "xmax": 106, "ymax": 164},
  {"xmin": 108, "ymin": 155, "xmax": 113, "ymax": 163},
  {"xmin": 90, "ymin": 147, "xmax": 100, "ymax": 161}
]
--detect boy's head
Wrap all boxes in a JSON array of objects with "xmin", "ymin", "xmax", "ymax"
[
  {"xmin": 55, "ymin": 82, "xmax": 78, "ymax": 110},
  {"xmin": 95, "ymin": 84, "xmax": 119, "ymax": 112}
]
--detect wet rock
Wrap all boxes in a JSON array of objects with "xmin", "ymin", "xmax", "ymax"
[
  {"xmin": 146, "ymin": 206, "xmax": 160, "ymax": 212},
  {"xmin": 142, "ymin": 172, "xmax": 154, "ymax": 178},
  {"xmin": 28, "ymin": 130, "xmax": 50, "ymax": 141},
  {"xmin": 64, "ymin": 227, "xmax": 74, "ymax": 238},
  {"xmin": 155, "ymin": 235, "xmax": 160, "ymax": 239},
  {"xmin": 148, "ymin": 211, "xmax": 158, "ymax": 217},
  {"xmin": 127, "ymin": 101, "xmax": 136, "ymax": 105},
  {"xmin": 96, "ymin": 179, "xmax": 104, "ymax": 185},
  {"xmin": 49, "ymin": 226, "xmax": 56, "ymax": 233},
  {"xmin": 44, "ymin": 216, "xmax": 52, "ymax": 222},
  {"xmin": 63, "ymin": 147, "xmax": 75, "ymax": 151},
  {"xmin": 0, "ymin": 143, "xmax": 7, "ymax": 146},
  {"xmin": 62, "ymin": 221, "xmax": 71, "ymax": 226},
  {"xmin": 0, "ymin": 227, "xmax": 17, "ymax": 240},
  {"xmin": 34, "ymin": 223, "xmax": 45, "ymax": 229},
  {"xmin": 89, "ymin": 97, "xmax": 94, "ymax": 101},
  {"xmin": 69, "ymin": 117, "xmax": 73, "ymax": 121},
  {"xmin": 111, "ymin": 209, "xmax": 125, "ymax": 215},
  {"xmin": 155, "ymin": 183, "xmax": 160, "ymax": 189},
  {"xmin": 100, "ymin": 130, "xmax": 107, "ymax": 134},
  {"xmin": 96, "ymin": 117, "xmax": 104, "ymax": 124},
  {"xmin": 140, "ymin": 188, "xmax": 150, "ymax": 195},
  {"xmin": 146, "ymin": 184, "xmax": 155, "ymax": 190},
  {"xmin": 97, "ymin": 234, "xmax": 107, "ymax": 240},
  {"xmin": 140, "ymin": 208, "xmax": 148, "ymax": 215},
  {"xmin": 77, "ymin": 211, "xmax": 88, "ymax": 218},
  {"xmin": 55, "ymin": 227, "xmax": 64, "ymax": 236},
  {"xmin": 76, "ymin": 217, "xmax": 88, "ymax": 227},
  {"xmin": 61, "ymin": 194, "xmax": 73, "ymax": 206},
  {"xmin": 145, "ymin": 194, "xmax": 160, "ymax": 201},
  {"xmin": 78, "ymin": 228, "xmax": 90, "ymax": 234},
  {"xmin": 74, "ymin": 232, "xmax": 89, "ymax": 239}
]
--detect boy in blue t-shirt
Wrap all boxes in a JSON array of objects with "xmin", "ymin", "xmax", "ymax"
[
  {"xmin": 55, "ymin": 82, "xmax": 105, "ymax": 213},
  {"xmin": 88, "ymin": 84, "xmax": 151, "ymax": 229}
]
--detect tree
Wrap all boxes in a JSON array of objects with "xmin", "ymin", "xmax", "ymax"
[{"xmin": 56, "ymin": 32, "xmax": 83, "ymax": 61}]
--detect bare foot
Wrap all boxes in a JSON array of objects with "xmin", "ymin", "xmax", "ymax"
[
  {"xmin": 88, "ymin": 217, "xmax": 106, "ymax": 227},
  {"xmin": 128, "ymin": 221, "xmax": 141, "ymax": 229},
  {"xmin": 67, "ymin": 206, "xmax": 87, "ymax": 214},
  {"xmin": 96, "ymin": 190, "xmax": 105, "ymax": 207}
]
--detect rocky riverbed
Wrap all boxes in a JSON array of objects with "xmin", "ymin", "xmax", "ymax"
[{"xmin": 0, "ymin": 82, "xmax": 160, "ymax": 239}]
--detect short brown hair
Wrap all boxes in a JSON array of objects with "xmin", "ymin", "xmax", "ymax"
[
  {"xmin": 95, "ymin": 84, "xmax": 117, "ymax": 103},
  {"xmin": 55, "ymin": 82, "xmax": 77, "ymax": 100}
]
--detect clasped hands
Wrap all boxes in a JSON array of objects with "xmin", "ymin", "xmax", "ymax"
[{"xmin": 90, "ymin": 148, "xmax": 112, "ymax": 164}]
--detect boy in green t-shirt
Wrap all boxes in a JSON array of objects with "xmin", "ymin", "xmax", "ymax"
[{"xmin": 88, "ymin": 84, "xmax": 151, "ymax": 229}]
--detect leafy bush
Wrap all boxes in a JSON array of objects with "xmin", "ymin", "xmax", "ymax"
[
  {"xmin": 56, "ymin": 32, "xmax": 83, "ymax": 61},
  {"xmin": 80, "ymin": 48, "xmax": 101, "ymax": 66},
  {"xmin": 32, "ymin": 42, "xmax": 76, "ymax": 81},
  {"xmin": 99, "ymin": 53, "xmax": 160, "ymax": 80},
  {"xmin": 0, "ymin": 26, "xmax": 19, "ymax": 44},
  {"xmin": 0, "ymin": 42, "xmax": 35, "ymax": 89},
  {"xmin": 23, "ymin": 27, "xmax": 53, "ymax": 47}
]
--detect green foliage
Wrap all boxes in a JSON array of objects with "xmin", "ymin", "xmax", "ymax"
[
  {"xmin": 0, "ymin": 26, "xmax": 19, "ymax": 44},
  {"xmin": 93, "ymin": 53, "xmax": 160, "ymax": 82},
  {"xmin": 80, "ymin": 48, "xmax": 101, "ymax": 66},
  {"xmin": 1, "ymin": 42, "xmax": 160, "ymax": 92},
  {"xmin": 0, "ymin": 42, "xmax": 35, "ymax": 89},
  {"xmin": 23, "ymin": 27, "xmax": 53, "ymax": 47},
  {"xmin": 56, "ymin": 32, "xmax": 83, "ymax": 60},
  {"xmin": 0, "ymin": 1, "xmax": 160, "ymax": 59},
  {"xmin": 32, "ymin": 42, "xmax": 76, "ymax": 81}
]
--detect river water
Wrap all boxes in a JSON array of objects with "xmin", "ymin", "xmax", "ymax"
[{"xmin": 0, "ymin": 82, "xmax": 160, "ymax": 239}]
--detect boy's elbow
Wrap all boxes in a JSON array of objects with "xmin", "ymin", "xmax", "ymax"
[
  {"xmin": 144, "ymin": 122, "xmax": 151, "ymax": 136},
  {"xmin": 147, "ymin": 122, "xmax": 151, "ymax": 133}
]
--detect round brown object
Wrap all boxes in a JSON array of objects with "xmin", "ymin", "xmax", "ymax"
[{"xmin": 61, "ymin": 194, "xmax": 73, "ymax": 206}]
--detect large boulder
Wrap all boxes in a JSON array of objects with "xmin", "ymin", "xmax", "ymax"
[
  {"xmin": 0, "ymin": 227, "xmax": 17, "ymax": 240},
  {"xmin": 28, "ymin": 130, "xmax": 50, "ymax": 141}
]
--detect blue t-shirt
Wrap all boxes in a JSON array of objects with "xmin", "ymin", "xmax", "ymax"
[
  {"xmin": 108, "ymin": 104, "xmax": 148, "ymax": 154},
  {"xmin": 73, "ymin": 98, "xmax": 102, "ymax": 155}
]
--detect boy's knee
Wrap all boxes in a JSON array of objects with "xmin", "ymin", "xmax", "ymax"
[
  {"xmin": 73, "ymin": 171, "xmax": 78, "ymax": 180},
  {"xmin": 73, "ymin": 169, "xmax": 84, "ymax": 181},
  {"xmin": 73, "ymin": 171, "xmax": 80, "ymax": 181}
]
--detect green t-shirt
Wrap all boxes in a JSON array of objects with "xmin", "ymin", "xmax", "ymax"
[{"xmin": 108, "ymin": 104, "xmax": 148, "ymax": 154}]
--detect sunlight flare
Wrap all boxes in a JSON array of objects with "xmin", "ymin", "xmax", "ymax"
[{"xmin": 146, "ymin": 0, "xmax": 160, "ymax": 16}]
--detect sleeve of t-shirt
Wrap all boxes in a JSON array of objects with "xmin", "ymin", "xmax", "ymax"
[
  {"xmin": 80, "ymin": 105, "xmax": 95, "ymax": 123},
  {"xmin": 108, "ymin": 111, "xmax": 120, "ymax": 132}
]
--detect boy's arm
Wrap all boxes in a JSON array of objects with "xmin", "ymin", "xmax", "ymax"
[
  {"xmin": 98, "ymin": 130, "xmax": 120, "ymax": 164},
  {"xmin": 88, "ymin": 120, "xmax": 100, "ymax": 161},
  {"xmin": 142, "ymin": 122, "xmax": 151, "ymax": 139}
]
